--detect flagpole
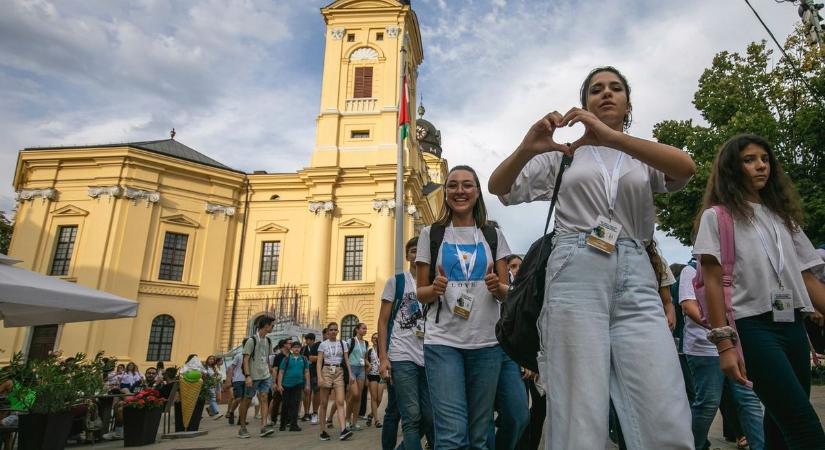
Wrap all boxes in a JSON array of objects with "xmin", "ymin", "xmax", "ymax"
[{"xmin": 395, "ymin": 45, "xmax": 407, "ymax": 274}]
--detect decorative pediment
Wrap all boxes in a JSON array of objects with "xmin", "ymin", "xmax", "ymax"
[
  {"xmin": 52, "ymin": 205, "xmax": 89, "ymax": 217},
  {"xmin": 350, "ymin": 47, "xmax": 379, "ymax": 61},
  {"xmin": 160, "ymin": 214, "xmax": 200, "ymax": 228},
  {"xmin": 339, "ymin": 218, "xmax": 371, "ymax": 229},
  {"xmin": 255, "ymin": 223, "xmax": 290, "ymax": 233}
]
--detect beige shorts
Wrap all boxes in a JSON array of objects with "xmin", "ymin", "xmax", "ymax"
[{"xmin": 320, "ymin": 365, "xmax": 345, "ymax": 389}]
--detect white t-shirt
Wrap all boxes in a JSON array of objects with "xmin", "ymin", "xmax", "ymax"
[
  {"xmin": 498, "ymin": 146, "xmax": 687, "ymax": 239},
  {"xmin": 416, "ymin": 224, "xmax": 512, "ymax": 349},
  {"xmin": 678, "ymin": 264, "xmax": 718, "ymax": 357},
  {"xmin": 659, "ymin": 253, "xmax": 676, "ymax": 287},
  {"xmin": 381, "ymin": 271, "xmax": 425, "ymax": 367},
  {"xmin": 693, "ymin": 204, "xmax": 822, "ymax": 320},
  {"xmin": 318, "ymin": 339, "xmax": 349, "ymax": 365},
  {"xmin": 229, "ymin": 352, "xmax": 245, "ymax": 383}
]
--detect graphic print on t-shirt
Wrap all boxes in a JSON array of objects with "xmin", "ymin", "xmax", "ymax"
[
  {"xmin": 398, "ymin": 292, "xmax": 423, "ymax": 329},
  {"xmin": 441, "ymin": 242, "xmax": 488, "ymax": 281}
]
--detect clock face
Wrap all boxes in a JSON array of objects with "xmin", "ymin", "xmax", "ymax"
[{"xmin": 416, "ymin": 125, "xmax": 428, "ymax": 140}]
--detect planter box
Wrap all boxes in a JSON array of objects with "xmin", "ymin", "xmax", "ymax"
[
  {"xmin": 18, "ymin": 411, "xmax": 74, "ymax": 450},
  {"xmin": 123, "ymin": 408, "xmax": 163, "ymax": 447},
  {"xmin": 174, "ymin": 398, "xmax": 205, "ymax": 432}
]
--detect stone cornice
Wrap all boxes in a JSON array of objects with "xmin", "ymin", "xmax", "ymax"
[
  {"xmin": 138, "ymin": 281, "xmax": 199, "ymax": 298},
  {"xmin": 88, "ymin": 186, "xmax": 122, "ymax": 199},
  {"xmin": 205, "ymin": 202, "xmax": 236, "ymax": 217},
  {"xmin": 16, "ymin": 188, "xmax": 56, "ymax": 202},
  {"xmin": 124, "ymin": 186, "xmax": 160, "ymax": 206}
]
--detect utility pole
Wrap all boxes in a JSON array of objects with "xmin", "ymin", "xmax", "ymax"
[{"xmin": 799, "ymin": 0, "xmax": 824, "ymax": 46}]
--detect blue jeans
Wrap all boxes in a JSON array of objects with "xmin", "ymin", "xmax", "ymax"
[
  {"xmin": 540, "ymin": 233, "xmax": 693, "ymax": 449},
  {"xmin": 393, "ymin": 361, "xmax": 433, "ymax": 450},
  {"xmin": 686, "ymin": 355, "xmax": 764, "ymax": 450},
  {"xmin": 382, "ymin": 382, "xmax": 403, "ymax": 450},
  {"xmin": 486, "ymin": 353, "xmax": 529, "ymax": 450},
  {"xmin": 425, "ymin": 344, "xmax": 502, "ymax": 450},
  {"xmin": 208, "ymin": 386, "xmax": 220, "ymax": 415}
]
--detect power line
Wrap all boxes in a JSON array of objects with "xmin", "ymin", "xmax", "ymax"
[{"xmin": 743, "ymin": 0, "xmax": 825, "ymax": 103}]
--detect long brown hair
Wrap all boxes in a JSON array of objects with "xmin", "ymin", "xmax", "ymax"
[
  {"xmin": 645, "ymin": 240, "xmax": 667, "ymax": 285},
  {"xmin": 694, "ymin": 134, "xmax": 803, "ymax": 234},
  {"xmin": 435, "ymin": 165, "xmax": 488, "ymax": 228}
]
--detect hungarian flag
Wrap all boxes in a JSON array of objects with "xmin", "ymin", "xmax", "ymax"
[{"xmin": 399, "ymin": 73, "xmax": 410, "ymax": 141}]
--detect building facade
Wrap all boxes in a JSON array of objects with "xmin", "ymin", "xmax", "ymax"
[{"xmin": 0, "ymin": 0, "xmax": 447, "ymax": 366}]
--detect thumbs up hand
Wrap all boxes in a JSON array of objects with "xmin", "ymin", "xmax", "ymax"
[
  {"xmin": 484, "ymin": 264, "xmax": 499, "ymax": 294},
  {"xmin": 433, "ymin": 265, "xmax": 448, "ymax": 296}
]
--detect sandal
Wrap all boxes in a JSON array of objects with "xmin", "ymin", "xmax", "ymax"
[
  {"xmin": 375, "ymin": 420, "xmax": 382, "ymax": 428},
  {"xmin": 737, "ymin": 436, "xmax": 749, "ymax": 449},
  {"xmin": 366, "ymin": 415, "xmax": 372, "ymax": 427}
]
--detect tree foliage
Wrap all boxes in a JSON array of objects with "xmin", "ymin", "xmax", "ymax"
[
  {"xmin": 0, "ymin": 210, "xmax": 12, "ymax": 255},
  {"xmin": 654, "ymin": 29, "xmax": 825, "ymax": 247}
]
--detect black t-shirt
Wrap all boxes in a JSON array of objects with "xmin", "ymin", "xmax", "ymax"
[
  {"xmin": 308, "ymin": 342, "xmax": 321, "ymax": 371},
  {"xmin": 158, "ymin": 382, "xmax": 174, "ymax": 399},
  {"xmin": 272, "ymin": 353, "xmax": 286, "ymax": 371}
]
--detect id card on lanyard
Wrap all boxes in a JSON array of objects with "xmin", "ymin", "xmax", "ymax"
[
  {"xmin": 751, "ymin": 214, "xmax": 794, "ymax": 322},
  {"xmin": 586, "ymin": 149, "xmax": 625, "ymax": 254},
  {"xmin": 449, "ymin": 225, "xmax": 479, "ymax": 320}
]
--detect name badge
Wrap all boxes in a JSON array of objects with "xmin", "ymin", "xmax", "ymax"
[
  {"xmin": 414, "ymin": 323, "xmax": 425, "ymax": 338},
  {"xmin": 771, "ymin": 289, "xmax": 794, "ymax": 322},
  {"xmin": 586, "ymin": 215, "xmax": 622, "ymax": 254},
  {"xmin": 329, "ymin": 365, "xmax": 337, "ymax": 375},
  {"xmin": 453, "ymin": 292, "xmax": 475, "ymax": 319}
]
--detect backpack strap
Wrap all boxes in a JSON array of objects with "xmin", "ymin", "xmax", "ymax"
[
  {"xmin": 480, "ymin": 224, "xmax": 499, "ymax": 264},
  {"xmin": 713, "ymin": 206, "xmax": 745, "ymax": 362},
  {"xmin": 426, "ymin": 224, "xmax": 447, "ymax": 323},
  {"xmin": 386, "ymin": 273, "xmax": 406, "ymax": 349}
]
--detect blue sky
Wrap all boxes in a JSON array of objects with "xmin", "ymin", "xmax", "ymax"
[{"xmin": 0, "ymin": 0, "xmax": 802, "ymax": 262}]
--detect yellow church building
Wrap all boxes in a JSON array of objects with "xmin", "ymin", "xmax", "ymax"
[{"xmin": 0, "ymin": 0, "xmax": 448, "ymax": 366}]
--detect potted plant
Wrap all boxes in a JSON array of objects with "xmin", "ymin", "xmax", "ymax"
[
  {"xmin": 121, "ymin": 389, "xmax": 166, "ymax": 446},
  {"xmin": 7, "ymin": 351, "xmax": 107, "ymax": 450}
]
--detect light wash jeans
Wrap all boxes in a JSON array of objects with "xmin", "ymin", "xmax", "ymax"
[
  {"xmin": 425, "ymin": 344, "xmax": 502, "ymax": 450},
  {"xmin": 539, "ymin": 233, "xmax": 693, "ymax": 450},
  {"xmin": 393, "ymin": 361, "xmax": 434, "ymax": 450},
  {"xmin": 208, "ymin": 386, "xmax": 220, "ymax": 416},
  {"xmin": 686, "ymin": 355, "xmax": 764, "ymax": 450},
  {"xmin": 487, "ymin": 352, "xmax": 529, "ymax": 450}
]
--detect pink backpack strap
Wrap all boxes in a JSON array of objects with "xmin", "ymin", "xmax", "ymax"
[{"xmin": 713, "ymin": 206, "xmax": 747, "ymax": 363}]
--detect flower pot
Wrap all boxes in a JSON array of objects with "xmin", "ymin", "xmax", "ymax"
[
  {"xmin": 174, "ymin": 397, "xmax": 205, "ymax": 431},
  {"xmin": 123, "ymin": 408, "xmax": 163, "ymax": 446},
  {"xmin": 18, "ymin": 411, "xmax": 74, "ymax": 450}
]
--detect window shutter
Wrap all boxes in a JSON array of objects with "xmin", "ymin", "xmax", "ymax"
[{"xmin": 353, "ymin": 67, "xmax": 373, "ymax": 98}]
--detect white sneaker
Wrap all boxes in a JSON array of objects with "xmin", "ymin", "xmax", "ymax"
[
  {"xmin": 254, "ymin": 413, "xmax": 262, "ymax": 420},
  {"xmin": 102, "ymin": 428, "xmax": 123, "ymax": 440},
  {"xmin": 311, "ymin": 414, "xmax": 318, "ymax": 424}
]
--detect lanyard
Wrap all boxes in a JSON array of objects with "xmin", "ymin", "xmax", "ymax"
[
  {"xmin": 448, "ymin": 224, "xmax": 480, "ymax": 281},
  {"xmin": 750, "ymin": 213, "xmax": 785, "ymax": 288},
  {"xmin": 590, "ymin": 148, "xmax": 626, "ymax": 218}
]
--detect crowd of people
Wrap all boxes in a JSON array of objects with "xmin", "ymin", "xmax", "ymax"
[{"xmin": 149, "ymin": 66, "xmax": 825, "ymax": 450}]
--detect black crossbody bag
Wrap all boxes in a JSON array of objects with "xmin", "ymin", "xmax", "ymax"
[{"xmin": 495, "ymin": 154, "xmax": 572, "ymax": 373}]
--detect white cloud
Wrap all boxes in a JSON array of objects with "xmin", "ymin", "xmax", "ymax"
[{"xmin": 0, "ymin": 0, "xmax": 804, "ymax": 264}]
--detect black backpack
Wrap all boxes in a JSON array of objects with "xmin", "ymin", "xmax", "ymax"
[
  {"xmin": 495, "ymin": 155, "xmax": 572, "ymax": 373},
  {"xmin": 425, "ymin": 224, "xmax": 499, "ymax": 323}
]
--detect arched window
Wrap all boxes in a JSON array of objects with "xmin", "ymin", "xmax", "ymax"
[
  {"xmin": 146, "ymin": 315, "xmax": 175, "ymax": 361},
  {"xmin": 340, "ymin": 314, "xmax": 359, "ymax": 341}
]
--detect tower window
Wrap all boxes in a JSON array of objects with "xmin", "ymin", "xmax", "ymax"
[
  {"xmin": 347, "ymin": 33, "xmax": 355, "ymax": 42},
  {"xmin": 351, "ymin": 130, "xmax": 370, "ymax": 139},
  {"xmin": 376, "ymin": 32, "xmax": 384, "ymax": 41},
  {"xmin": 343, "ymin": 236, "xmax": 364, "ymax": 281},
  {"xmin": 50, "ymin": 225, "xmax": 78, "ymax": 276},
  {"xmin": 353, "ymin": 67, "xmax": 373, "ymax": 98}
]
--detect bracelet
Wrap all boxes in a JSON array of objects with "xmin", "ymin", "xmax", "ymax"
[
  {"xmin": 706, "ymin": 326, "xmax": 738, "ymax": 345},
  {"xmin": 717, "ymin": 346, "xmax": 736, "ymax": 354}
]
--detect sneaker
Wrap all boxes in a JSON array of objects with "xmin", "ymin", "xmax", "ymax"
[
  {"xmin": 260, "ymin": 425, "xmax": 275, "ymax": 437},
  {"xmin": 255, "ymin": 413, "xmax": 262, "ymax": 419},
  {"xmin": 302, "ymin": 414, "xmax": 311, "ymax": 422},
  {"xmin": 351, "ymin": 424, "xmax": 362, "ymax": 431},
  {"xmin": 311, "ymin": 414, "xmax": 319, "ymax": 424},
  {"xmin": 289, "ymin": 425, "xmax": 302, "ymax": 432},
  {"xmin": 213, "ymin": 413, "xmax": 224, "ymax": 420},
  {"xmin": 340, "ymin": 429, "xmax": 353, "ymax": 441},
  {"xmin": 238, "ymin": 427, "xmax": 251, "ymax": 439},
  {"xmin": 102, "ymin": 428, "xmax": 123, "ymax": 441},
  {"xmin": 320, "ymin": 431, "xmax": 331, "ymax": 441},
  {"xmin": 227, "ymin": 412, "xmax": 235, "ymax": 425}
]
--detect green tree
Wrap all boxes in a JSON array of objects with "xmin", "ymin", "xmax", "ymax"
[
  {"xmin": 0, "ymin": 210, "xmax": 12, "ymax": 255},
  {"xmin": 654, "ymin": 29, "xmax": 825, "ymax": 247}
]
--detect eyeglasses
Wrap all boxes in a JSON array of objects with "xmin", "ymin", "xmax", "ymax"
[{"xmin": 445, "ymin": 182, "xmax": 477, "ymax": 192}]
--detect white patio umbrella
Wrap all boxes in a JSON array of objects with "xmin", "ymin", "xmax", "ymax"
[{"xmin": 0, "ymin": 253, "xmax": 138, "ymax": 327}]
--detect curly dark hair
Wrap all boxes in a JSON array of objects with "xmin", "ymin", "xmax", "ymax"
[{"xmin": 694, "ymin": 134, "xmax": 803, "ymax": 234}]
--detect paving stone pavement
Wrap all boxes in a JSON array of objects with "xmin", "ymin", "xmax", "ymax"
[{"xmin": 87, "ymin": 385, "xmax": 825, "ymax": 449}]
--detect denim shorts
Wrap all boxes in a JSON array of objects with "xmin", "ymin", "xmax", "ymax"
[
  {"xmin": 232, "ymin": 381, "xmax": 245, "ymax": 398},
  {"xmin": 351, "ymin": 365, "xmax": 366, "ymax": 381},
  {"xmin": 243, "ymin": 377, "xmax": 272, "ymax": 398}
]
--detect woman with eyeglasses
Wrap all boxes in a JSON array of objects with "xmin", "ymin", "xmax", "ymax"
[{"xmin": 416, "ymin": 165, "xmax": 513, "ymax": 449}]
